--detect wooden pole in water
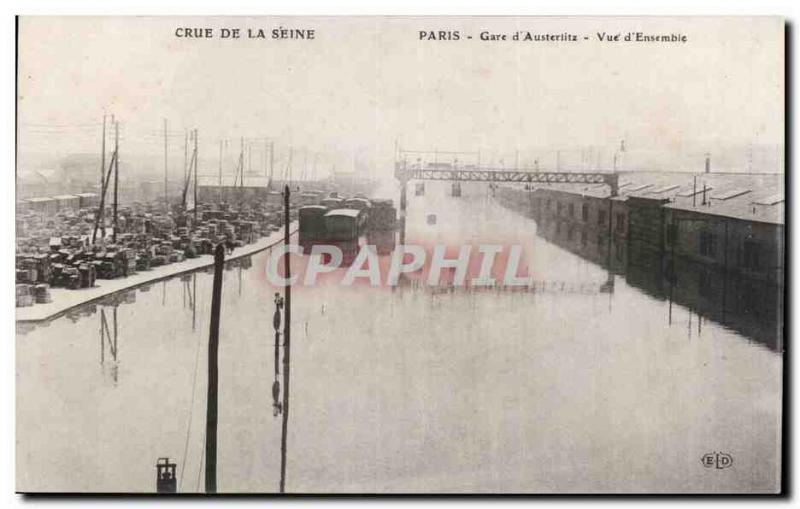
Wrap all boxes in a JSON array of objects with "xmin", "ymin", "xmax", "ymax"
[
  {"xmin": 279, "ymin": 185, "xmax": 292, "ymax": 493},
  {"xmin": 192, "ymin": 273, "xmax": 197, "ymax": 332},
  {"xmin": 113, "ymin": 304, "xmax": 119, "ymax": 360},
  {"xmin": 205, "ymin": 244, "xmax": 225, "ymax": 493},
  {"xmin": 273, "ymin": 295, "xmax": 281, "ymax": 377}
]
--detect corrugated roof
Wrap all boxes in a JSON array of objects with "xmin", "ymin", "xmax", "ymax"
[
  {"xmin": 667, "ymin": 185, "xmax": 784, "ymax": 225},
  {"xmin": 676, "ymin": 186, "xmax": 713, "ymax": 197},
  {"xmin": 711, "ymin": 188, "xmax": 752, "ymax": 201},
  {"xmin": 752, "ymin": 193, "xmax": 784, "ymax": 206},
  {"xmin": 648, "ymin": 184, "xmax": 680, "ymax": 194},
  {"xmin": 521, "ymin": 170, "xmax": 783, "ymax": 225}
]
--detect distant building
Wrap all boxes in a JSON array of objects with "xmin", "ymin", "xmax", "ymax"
[
  {"xmin": 51, "ymin": 195, "xmax": 81, "ymax": 212},
  {"xmin": 25, "ymin": 196, "xmax": 58, "ymax": 214},
  {"xmin": 498, "ymin": 171, "xmax": 784, "ymax": 284},
  {"xmin": 496, "ymin": 170, "xmax": 784, "ymax": 350},
  {"xmin": 197, "ymin": 175, "xmax": 275, "ymax": 205},
  {"xmin": 75, "ymin": 193, "xmax": 100, "ymax": 208},
  {"xmin": 664, "ymin": 185, "xmax": 783, "ymax": 284}
]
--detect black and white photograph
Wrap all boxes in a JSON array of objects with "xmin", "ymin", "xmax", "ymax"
[{"xmin": 12, "ymin": 13, "xmax": 787, "ymax": 496}]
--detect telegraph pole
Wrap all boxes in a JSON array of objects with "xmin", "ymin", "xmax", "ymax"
[
  {"xmin": 112, "ymin": 119, "xmax": 119, "ymax": 243},
  {"xmin": 100, "ymin": 114, "xmax": 107, "ymax": 241},
  {"xmin": 312, "ymin": 153, "xmax": 318, "ymax": 182},
  {"xmin": 193, "ymin": 128, "xmax": 199, "ymax": 227},
  {"xmin": 285, "ymin": 147, "xmax": 293, "ymax": 187},
  {"xmin": 269, "ymin": 141, "xmax": 275, "ymax": 189},
  {"xmin": 279, "ymin": 185, "xmax": 292, "ymax": 493},
  {"xmin": 205, "ymin": 244, "xmax": 225, "ymax": 493},
  {"xmin": 91, "ymin": 149, "xmax": 117, "ymax": 245},
  {"xmin": 184, "ymin": 129, "xmax": 189, "ymax": 187},
  {"xmin": 239, "ymin": 137, "xmax": 244, "ymax": 206},
  {"xmin": 218, "ymin": 139, "xmax": 223, "ymax": 204},
  {"xmin": 302, "ymin": 149, "xmax": 308, "ymax": 182},
  {"xmin": 164, "ymin": 119, "xmax": 169, "ymax": 213}
]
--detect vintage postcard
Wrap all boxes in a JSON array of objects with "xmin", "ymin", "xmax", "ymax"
[{"xmin": 15, "ymin": 16, "xmax": 784, "ymax": 494}]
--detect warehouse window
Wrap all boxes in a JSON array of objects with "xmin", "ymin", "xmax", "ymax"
[
  {"xmin": 582, "ymin": 204, "xmax": 589, "ymax": 222},
  {"xmin": 615, "ymin": 213, "xmax": 625, "ymax": 232},
  {"xmin": 598, "ymin": 209, "xmax": 607, "ymax": 226},
  {"xmin": 699, "ymin": 231, "xmax": 716, "ymax": 257},
  {"xmin": 698, "ymin": 270, "xmax": 713, "ymax": 298},
  {"xmin": 742, "ymin": 240, "xmax": 761, "ymax": 270},
  {"xmin": 667, "ymin": 223, "xmax": 678, "ymax": 245},
  {"xmin": 568, "ymin": 203, "xmax": 575, "ymax": 218}
]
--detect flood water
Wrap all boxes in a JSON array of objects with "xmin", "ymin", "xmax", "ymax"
[{"xmin": 16, "ymin": 182, "xmax": 782, "ymax": 493}]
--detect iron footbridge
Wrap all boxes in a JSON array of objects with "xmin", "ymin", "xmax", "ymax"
[{"xmin": 394, "ymin": 163, "xmax": 619, "ymax": 196}]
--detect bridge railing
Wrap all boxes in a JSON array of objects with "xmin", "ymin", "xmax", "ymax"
[{"xmin": 394, "ymin": 161, "xmax": 619, "ymax": 196}]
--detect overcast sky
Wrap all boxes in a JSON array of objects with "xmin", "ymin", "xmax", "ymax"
[{"xmin": 17, "ymin": 16, "xmax": 784, "ymax": 176}]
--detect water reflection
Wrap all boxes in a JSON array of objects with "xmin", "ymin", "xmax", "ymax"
[
  {"xmin": 365, "ymin": 229, "xmax": 397, "ymax": 256},
  {"xmin": 99, "ymin": 305, "xmax": 119, "ymax": 384},
  {"xmin": 180, "ymin": 274, "xmax": 198, "ymax": 330},
  {"xmin": 16, "ymin": 185, "xmax": 783, "ymax": 493},
  {"xmin": 533, "ymin": 214, "xmax": 782, "ymax": 351},
  {"xmin": 299, "ymin": 239, "xmax": 361, "ymax": 267},
  {"xmin": 272, "ymin": 293, "xmax": 283, "ymax": 418}
]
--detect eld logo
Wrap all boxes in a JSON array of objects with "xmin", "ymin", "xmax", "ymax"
[{"xmin": 701, "ymin": 452, "xmax": 733, "ymax": 470}]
